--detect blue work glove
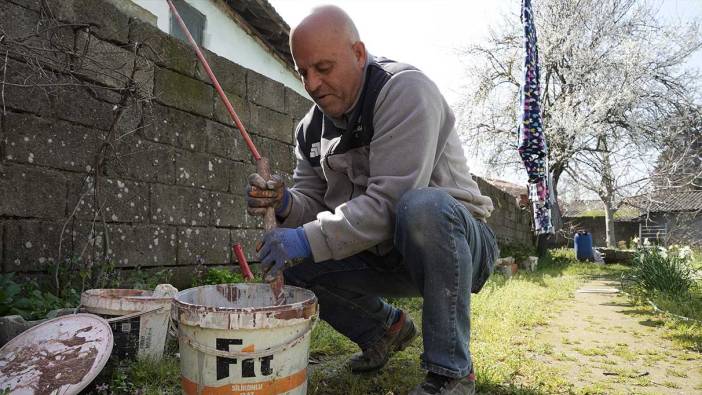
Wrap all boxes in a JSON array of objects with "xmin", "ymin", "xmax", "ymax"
[{"xmin": 258, "ymin": 227, "xmax": 311, "ymax": 280}]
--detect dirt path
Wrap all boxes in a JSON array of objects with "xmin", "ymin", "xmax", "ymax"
[{"xmin": 535, "ymin": 278, "xmax": 702, "ymax": 394}]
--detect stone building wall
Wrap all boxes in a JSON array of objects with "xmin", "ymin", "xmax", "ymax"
[{"xmin": 0, "ymin": 0, "xmax": 533, "ymax": 288}]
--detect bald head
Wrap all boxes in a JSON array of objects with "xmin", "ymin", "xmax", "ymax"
[
  {"xmin": 289, "ymin": 5, "xmax": 367, "ymax": 117},
  {"xmin": 290, "ymin": 5, "xmax": 360, "ymax": 48}
]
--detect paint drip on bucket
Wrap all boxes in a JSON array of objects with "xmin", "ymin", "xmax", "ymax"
[{"xmin": 172, "ymin": 283, "xmax": 318, "ymax": 395}]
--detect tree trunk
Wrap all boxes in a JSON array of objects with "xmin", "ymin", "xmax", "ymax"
[{"xmin": 603, "ymin": 201, "xmax": 617, "ymax": 247}]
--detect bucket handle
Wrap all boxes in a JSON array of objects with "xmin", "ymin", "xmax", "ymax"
[
  {"xmin": 106, "ymin": 306, "xmax": 165, "ymax": 323},
  {"xmin": 180, "ymin": 316, "xmax": 318, "ymax": 359}
]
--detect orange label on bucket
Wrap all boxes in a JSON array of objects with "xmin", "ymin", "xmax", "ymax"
[{"xmin": 181, "ymin": 368, "xmax": 306, "ymax": 395}]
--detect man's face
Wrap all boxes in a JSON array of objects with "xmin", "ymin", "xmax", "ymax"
[{"xmin": 291, "ymin": 34, "xmax": 366, "ymax": 118}]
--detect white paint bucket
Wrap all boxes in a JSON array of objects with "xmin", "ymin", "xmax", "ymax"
[
  {"xmin": 80, "ymin": 285, "xmax": 176, "ymax": 361},
  {"xmin": 172, "ymin": 284, "xmax": 318, "ymax": 395}
]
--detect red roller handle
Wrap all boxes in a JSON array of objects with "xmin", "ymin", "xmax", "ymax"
[
  {"xmin": 166, "ymin": 0, "xmax": 261, "ymax": 161},
  {"xmin": 233, "ymin": 244, "xmax": 254, "ymax": 281},
  {"xmin": 168, "ymin": 0, "xmax": 284, "ymax": 301}
]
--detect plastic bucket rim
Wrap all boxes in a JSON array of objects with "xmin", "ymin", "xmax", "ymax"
[
  {"xmin": 172, "ymin": 283, "xmax": 317, "ymax": 314},
  {"xmin": 81, "ymin": 288, "xmax": 174, "ymax": 303}
]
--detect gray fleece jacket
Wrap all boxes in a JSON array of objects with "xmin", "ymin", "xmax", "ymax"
[{"xmin": 279, "ymin": 56, "xmax": 494, "ymax": 262}]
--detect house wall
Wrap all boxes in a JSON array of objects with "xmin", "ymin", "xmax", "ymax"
[
  {"xmin": 130, "ymin": 0, "xmax": 307, "ymax": 97},
  {"xmin": 0, "ymin": 0, "xmax": 533, "ymax": 289},
  {"xmin": 645, "ymin": 213, "xmax": 702, "ymax": 248}
]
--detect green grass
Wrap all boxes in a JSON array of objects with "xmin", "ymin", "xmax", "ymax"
[
  {"xmin": 306, "ymin": 249, "xmax": 629, "ymax": 394},
  {"xmin": 93, "ymin": 248, "xmax": 701, "ymax": 394}
]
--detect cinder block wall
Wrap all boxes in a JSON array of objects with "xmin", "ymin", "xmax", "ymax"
[
  {"xmin": 0, "ymin": 0, "xmax": 310, "ymax": 285},
  {"xmin": 0, "ymin": 0, "xmax": 532, "ymax": 287},
  {"xmin": 476, "ymin": 178, "xmax": 534, "ymax": 247}
]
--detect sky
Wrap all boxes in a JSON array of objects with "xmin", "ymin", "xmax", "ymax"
[{"xmin": 269, "ymin": 0, "xmax": 702, "ymax": 183}]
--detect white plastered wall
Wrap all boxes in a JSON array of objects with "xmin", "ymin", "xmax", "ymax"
[{"xmin": 131, "ymin": 0, "xmax": 307, "ymax": 98}]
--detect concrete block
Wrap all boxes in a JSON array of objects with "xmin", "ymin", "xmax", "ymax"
[
  {"xmin": 129, "ymin": 18, "xmax": 196, "ymax": 76},
  {"xmin": 3, "ymin": 59, "xmax": 116, "ymax": 130},
  {"xmin": 108, "ymin": 224, "xmax": 178, "ymax": 267},
  {"xmin": 154, "ymin": 67, "xmax": 213, "ymax": 117},
  {"xmin": 195, "ymin": 49, "xmax": 247, "ymax": 98},
  {"xmin": 15, "ymin": 0, "xmax": 130, "ymax": 44},
  {"xmin": 50, "ymin": 84, "xmax": 117, "ymax": 131},
  {"xmin": 66, "ymin": 175, "xmax": 149, "ymax": 223},
  {"xmin": 210, "ymin": 192, "xmax": 247, "ymax": 228},
  {"xmin": 226, "ymin": 160, "xmax": 256, "ymax": 196},
  {"xmin": 177, "ymin": 227, "xmax": 230, "ymax": 266},
  {"xmin": 175, "ymin": 151, "xmax": 229, "ymax": 192},
  {"xmin": 3, "ymin": 220, "xmax": 62, "ymax": 272},
  {"xmin": 284, "ymin": 87, "xmax": 312, "ymax": 120},
  {"xmin": 268, "ymin": 140, "xmax": 295, "ymax": 174},
  {"xmin": 73, "ymin": 32, "xmax": 154, "ymax": 97},
  {"xmin": 205, "ymin": 120, "xmax": 249, "ymax": 162},
  {"xmin": 1, "ymin": 58, "xmax": 52, "ymax": 117},
  {"xmin": 107, "ymin": 0, "xmax": 157, "ymax": 27},
  {"xmin": 143, "ymin": 103, "xmax": 207, "ymax": 150},
  {"xmin": 0, "ymin": 2, "xmax": 40, "ymax": 38},
  {"xmin": 150, "ymin": 184, "xmax": 211, "ymax": 226},
  {"xmin": 249, "ymin": 104, "xmax": 294, "ymax": 144},
  {"xmin": 213, "ymin": 91, "xmax": 249, "ymax": 127},
  {"xmin": 106, "ymin": 139, "xmax": 176, "ymax": 184},
  {"xmin": 113, "ymin": 97, "xmax": 144, "ymax": 136},
  {"xmin": 252, "ymin": 136, "xmax": 295, "ymax": 176},
  {"xmin": 0, "ymin": 2, "xmax": 73, "ymax": 64},
  {"xmin": 231, "ymin": 228, "xmax": 264, "ymax": 263},
  {"xmin": 0, "ymin": 164, "xmax": 66, "ymax": 219},
  {"xmin": 5, "ymin": 113, "xmax": 100, "ymax": 172},
  {"xmin": 247, "ymin": 70, "xmax": 285, "ymax": 113}
]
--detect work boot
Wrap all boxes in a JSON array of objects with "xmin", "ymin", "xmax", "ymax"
[
  {"xmin": 348, "ymin": 311, "xmax": 418, "ymax": 372},
  {"xmin": 408, "ymin": 371, "xmax": 476, "ymax": 395}
]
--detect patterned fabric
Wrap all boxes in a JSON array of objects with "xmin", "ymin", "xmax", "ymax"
[{"xmin": 519, "ymin": 0, "xmax": 553, "ymax": 234}]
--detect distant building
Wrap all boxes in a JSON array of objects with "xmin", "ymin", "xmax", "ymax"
[{"xmin": 561, "ymin": 191, "xmax": 702, "ymax": 247}]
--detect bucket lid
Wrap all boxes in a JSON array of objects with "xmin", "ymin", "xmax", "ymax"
[{"xmin": 0, "ymin": 313, "xmax": 113, "ymax": 395}]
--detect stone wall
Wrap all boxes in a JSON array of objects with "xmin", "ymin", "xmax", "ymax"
[
  {"xmin": 0, "ymin": 0, "xmax": 309, "ymax": 286},
  {"xmin": 476, "ymin": 178, "xmax": 534, "ymax": 247},
  {"xmin": 0, "ymin": 0, "xmax": 533, "ymax": 288},
  {"xmin": 558, "ymin": 217, "xmax": 639, "ymax": 248}
]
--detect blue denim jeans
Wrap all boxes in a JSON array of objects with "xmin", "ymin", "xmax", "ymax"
[{"xmin": 283, "ymin": 187, "xmax": 498, "ymax": 378}]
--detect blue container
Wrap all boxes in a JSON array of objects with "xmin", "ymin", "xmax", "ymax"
[{"xmin": 574, "ymin": 231, "xmax": 594, "ymax": 261}]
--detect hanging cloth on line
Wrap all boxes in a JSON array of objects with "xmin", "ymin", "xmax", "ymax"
[{"xmin": 518, "ymin": 0, "xmax": 553, "ymax": 235}]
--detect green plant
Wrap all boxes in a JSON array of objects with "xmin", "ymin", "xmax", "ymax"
[
  {"xmin": 125, "ymin": 267, "xmax": 174, "ymax": 290},
  {"xmin": 622, "ymin": 247, "xmax": 695, "ymax": 299},
  {"xmin": 0, "ymin": 274, "xmax": 79, "ymax": 320},
  {"xmin": 50, "ymin": 256, "xmax": 121, "ymax": 299},
  {"xmin": 193, "ymin": 267, "xmax": 248, "ymax": 286}
]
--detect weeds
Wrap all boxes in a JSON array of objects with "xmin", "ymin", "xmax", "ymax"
[
  {"xmin": 0, "ymin": 274, "xmax": 79, "ymax": 320},
  {"xmin": 192, "ymin": 267, "xmax": 252, "ymax": 286}
]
